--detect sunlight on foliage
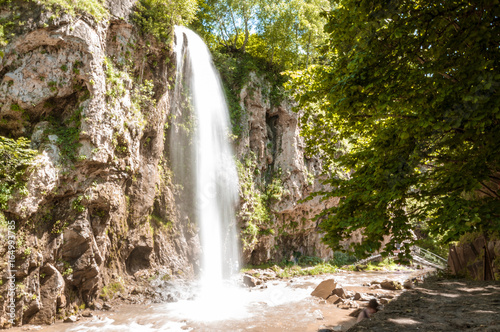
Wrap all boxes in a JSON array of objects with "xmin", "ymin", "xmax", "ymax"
[{"xmin": 134, "ymin": 0, "xmax": 198, "ymax": 44}]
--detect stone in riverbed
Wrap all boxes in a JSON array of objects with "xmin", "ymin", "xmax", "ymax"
[
  {"xmin": 380, "ymin": 280, "xmax": 403, "ymax": 290},
  {"xmin": 81, "ymin": 310, "xmax": 93, "ymax": 317},
  {"xmin": 311, "ymin": 279, "xmax": 337, "ymax": 299},
  {"xmin": 243, "ymin": 274, "xmax": 262, "ymax": 287},
  {"xmin": 326, "ymin": 294, "xmax": 342, "ymax": 304},
  {"xmin": 313, "ymin": 309, "xmax": 324, "ymax": 320},
  {"xmin": 331, "ymin": 287, "xmax": 347, "ymax": 299},
  {"xmin": 64, "ymin": 316, "xmax": 77, "ymax": 323}
]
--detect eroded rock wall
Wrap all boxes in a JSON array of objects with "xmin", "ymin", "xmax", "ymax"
[
  {"xmin": 0, "ymin": 1, "xmax": 198, "ymax": 327},
  {"xmin": 235, "ymin": 73, "xmax": 338, "ymax": 265}
]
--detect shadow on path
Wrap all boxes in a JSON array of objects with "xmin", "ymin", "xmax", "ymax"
[{"xmin": 348, "ymin": 276, "xmax": 500, "ymax": 331}]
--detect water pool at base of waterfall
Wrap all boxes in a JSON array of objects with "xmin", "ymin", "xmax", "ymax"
[{"xmin": 15, "ymin": 269, "xmax": 432, "ymax": 332}]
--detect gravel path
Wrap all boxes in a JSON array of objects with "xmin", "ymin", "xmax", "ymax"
[{"xmin": 348, "ymin": 276, "xmax": 500, "ymax": 331}]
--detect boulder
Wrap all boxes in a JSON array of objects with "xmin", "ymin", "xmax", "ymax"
[
  {"xmin": 331, "ymin": 287, "xmax": 347, "ymax": 299},
  {"xmin": 311, "ymin": 279, "xmax": 337, "ymax": 299},
  {"xmin": 326, "ymin": 295, "xmax": 342, "ymax": 304},
  {"xmin": 243, "ymin": 274, "xmax": 261, "ymax": 287},
  {"xmin": 353, "ymin": 293, "xmax": 362, "ymax": 300},
  {"xmin": 81, "ymin": 310, "xmax": 93, "ymax": 318},
  {"xmin": 64, "ymin": 316, "xmax": 77, "ymax": 323},
  {"xmin": 380, "ymin": 280, "xmax": 403, "ymax": 290}
]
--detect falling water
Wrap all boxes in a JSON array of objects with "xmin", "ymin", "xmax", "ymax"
[{"xmin": 171, "ymin": 26, "xmax": 240, "ymax": 291}]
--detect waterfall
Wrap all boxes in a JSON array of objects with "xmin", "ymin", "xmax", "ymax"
[{"xmin": 171, "ymin": 26, "xmax": 240, "ymax": 289}]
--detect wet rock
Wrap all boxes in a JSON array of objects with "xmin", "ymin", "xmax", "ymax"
[
  {"xmin": 332, "ymin": 287, "xmax": 347, "ymax": 299},
  {"xmin": 64, "ymin": 316, "xmax": 77, "ymax": 323},
  {"xmin": 337, "ymin": 303, "xmax": 351, "ymax": 310},
  {"xmin": 243, "ymin": 274, "xmax": 262, "ymax": 287},
  {"xmin": 326, "ymin": 294, "xmax": 342, "ymax": 304},
  {"xmin": 311, "ymin": 279, "xmax": 337, "ymax": 299},
  {"xmin": 369, "ymin": 284, "xmax": 382, "ymax": 289},
  {"xmin": 81, "ymin": 310, "xmax": 93, "ymax": 318},
  {"xmin": 102, "ymin": 303, "xmax": 112, "ymax": 311},
  {"xmin": 353, "ymin": 293, "xmax": 362, "ymax": 300},
  {"xmin": 380, "ymin": 280, "xmax": 403, "ymax": 290}
]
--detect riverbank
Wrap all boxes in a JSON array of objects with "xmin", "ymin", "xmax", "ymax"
[
  {"xmin": 348, "ymin": 275, "xmax": 500, "ymax": 331},
  {"xmin": 7, "ymin": 267, "xmax": 430, "ymax": 331}
]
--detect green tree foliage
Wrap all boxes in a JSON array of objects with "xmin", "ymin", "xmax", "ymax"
[
  {"xmin": 192, "ymin": 0, "xmax": 329, "ymax": 70},
  {"xmin": 134, "ymin": 0, "xmax": 198, "ymax": 44},
  {"xmin": 191, "ymin": 0, "xmax": 257, "ymax": 51},
  {"xmin": 287, "ymin": 1, "xmax": 500, "ymax": 257},
  {"xmin": 256, "ymin": 0, "xmax": 329, "ymax": 69}
]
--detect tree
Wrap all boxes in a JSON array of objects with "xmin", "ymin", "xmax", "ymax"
[
  {"xmin": 287, "ymin": 0, "xmax": 500, "ymax": 258},
  {"xmin": 134, "ymin": 0, "xmax": 198, "ymax": 44},
  {"xmin": 191, "ymin": 0, "xmax": 330, "ymax": 70},
  {"xmin": 256, "ymin": 0, "xmax": 329, "ymax": 69},
  {"xmin": 191, "ymin": 0, "xmax": 258, "ymax": 51}
]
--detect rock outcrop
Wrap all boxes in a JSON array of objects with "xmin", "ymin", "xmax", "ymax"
[
  {"xmin": 235, "ymin": 73, "xmax": 338, "ymax": 265},
  {"xmin": 0, "ymin": 1, "xmax": 340, "ymax": 328},
  {"xmin": 0, "ymin": 1, "xmax": 198, "ymax": 327}
]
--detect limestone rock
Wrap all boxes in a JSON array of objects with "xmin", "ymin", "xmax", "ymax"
[
  {"xmin": 28, "ymin": 264, "xmax": 65, "ymax": 324},
  {"xmin": 326, "ymin": 295, "xmax": 341, "ymax": 304},
  {"xmin": 0, "ymin": 0, "xmax": 198, "ymax": 326},
  {"xmin": 380, "ymin": 280, "xmax": 403, "ymax": 290},
  {"xmin": 243, "ymin": 274, "xmax": 262, "ymax": 287},
  {"xmin": 311, "ymin": 279, "xmax": 337, "ymax": 299},
  {"xmin": 237, "ymin": 74, "xmax": 340, "ymax": 265},
  {"xmin": 332, "ymin": 287, "xmax": 347, "ymax": 299}
]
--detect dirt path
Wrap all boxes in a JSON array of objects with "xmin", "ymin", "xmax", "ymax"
[{"xmin": 348, "ymin": 276, "xmax": 500, "ymax": 331}]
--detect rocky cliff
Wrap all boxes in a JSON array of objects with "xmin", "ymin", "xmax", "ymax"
[
  {"xmin": 234, "ymin": 73, "xmax": 338, "ymax": 265},
  {"xmin": 0, "ymin": 1, "xmax": 198, "ymax": 327},
  {"xmin": 0, "ymin": 1, "xmax": 337, "ymax": 328}
]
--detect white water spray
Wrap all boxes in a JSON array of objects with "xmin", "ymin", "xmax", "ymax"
[{"xmin": 171, "ymin": 26, "xmax": 240, "ymax": 291}]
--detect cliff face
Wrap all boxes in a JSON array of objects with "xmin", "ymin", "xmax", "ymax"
[
  {"xmin": 0, "ymin": 2, "xmax": 336, "ymax": 327},
  {"xmin": 234, "ymin": 74, "xmax": 338, "ymax": 265},
  {"xmin": 0, "ymin": 1, "xmax": 198, "ymax": 327}
]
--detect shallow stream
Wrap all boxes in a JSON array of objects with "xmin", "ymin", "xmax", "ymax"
[{"xmin": 15, "ymin": 269, "xmax": 433, "ymax": 332}]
